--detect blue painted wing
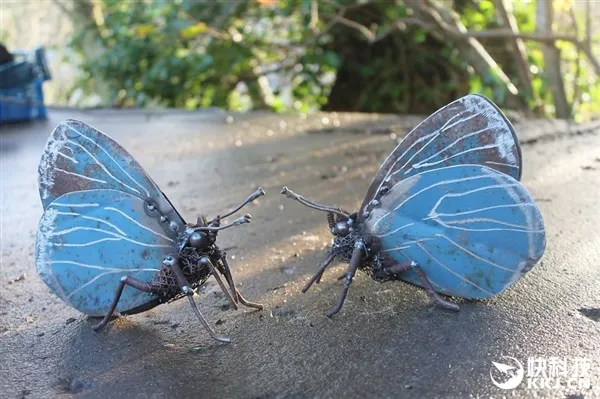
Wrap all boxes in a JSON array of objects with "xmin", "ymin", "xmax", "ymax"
[
  {"xmin": 363, "ymin": 164, "xmax": 545, "ymax": 298},
  {"xmin": 38, "ymin": 119, "xmax": 185, "ymax": 235},
  {"xmin": 359, "ymin": 94, "xmax": 522, "ymax": 222},
  {"xmin": 35, "ymin": 189, "xmax": 178, "ymax": 316}
]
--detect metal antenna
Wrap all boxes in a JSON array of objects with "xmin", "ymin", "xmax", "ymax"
[
  {"xmin": 218, "ymin": 187, "xmax": 266, "ymax": 220},
  {"xmin": 280, "ymin": 187, "xmax": 349, "ymax": 218},
  {"xmin": 193, "ymin": 214, "xmax": 251, "ymax": 232}
]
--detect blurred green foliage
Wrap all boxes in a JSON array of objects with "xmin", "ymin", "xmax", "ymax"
[{"xmin": 69, "ymin": 0, "xmax": 599, "ymax": 120}]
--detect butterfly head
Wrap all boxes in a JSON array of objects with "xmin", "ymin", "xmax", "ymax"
[
  {"xmin": 329, "ymin": 213, "xmax": 357, "ymax": 237},
  {"xmin": 328, "ymin": 212, "xmax": 362, "ymax": 262},
  {"xmin": 188, "ymin": 230, "xmax": 211, "ymax": 249},
  {"xmin": 181, "ymin": 187, "xmax": 266, "ymax": 251}
]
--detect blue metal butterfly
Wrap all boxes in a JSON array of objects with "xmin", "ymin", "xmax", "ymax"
[
  {"xmin": 36, "ymin": 119, "xmax": 265, "ymax": 342},
  {"xmin": 281, "ymin": 94, "xmax": 546, "ymax": 316}
]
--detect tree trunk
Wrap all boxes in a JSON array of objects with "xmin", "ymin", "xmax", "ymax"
[
  {"xmin": 494, "ymin": 0, "xmax": 534, "ymax": 100},
  {"xmin": 536, "ymin": 0, "xmax": 570, "ymax": 118},
  {"xmin": 409, "ymin": 1, "xmax": 526, "ymax": 110}
]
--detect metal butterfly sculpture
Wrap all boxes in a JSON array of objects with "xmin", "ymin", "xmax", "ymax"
[
  {"xmin": 281, "ymin": 94, "xmax": 546, "ymax": 317},
  {"xmin": 35, "ymin": 119, "xmax": 264, "ymax": 343}
]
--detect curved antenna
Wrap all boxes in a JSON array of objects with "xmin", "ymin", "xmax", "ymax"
[
  {"xmin": 194, "ymin": 214, "xmax": 251, "ymax": 232},
  {"xmin": 280, "ymin": 186, "xmax": 349, "ymax": 218},
  {"xmin": 218, "ymin": 187, "xmax": 266, "ymax": 220}
]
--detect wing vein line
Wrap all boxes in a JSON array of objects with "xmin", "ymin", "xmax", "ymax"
[
  {"xmin": 65, "ymin": 268, "xmax": 161, "ymax": 299},
  {"xmin": 54, "ymin": 168, "xmax": 107, "ymax": 184},
  {"xmin": 65, "ymin": 138, "xmax": 142, "ymax": 195},
  {"xmin": 372, "ymin": 173, "xmax": 490, "ymax": 229},
  {"xmin": 485, "ymin": 161, "xmax": 519, "ymax": 169},
  {"xmin": 48, "ymin": 226, "xmax": 173, "ymax": 248},
  {"xmin": 65, "ymin": 124, "xmax": 151, "ymax": 197},
  {"xmin": 441, "ymin": 217, "xmax": 530, "ymax": 229},
  {"xmin": 434, "ymin": 234, "xmax": 517, "ymax": 272},
  {"xmin": 57, "ymin": 152, "xmax": 78, "ymax": 164},
  {"xmin": 49, "ymin": 260, "xmax": 160, "ymax": 273},
  {"xmin": 416, "ymin": 242, "xmax": 494, "ymax": 296},
  {"xmin": 410, "ymin": 144, "xmax": 500, "ymax": 171},
  {"xmin": 425, "ymin": 203, "xmax": 536, "ymax": 219},
  {"xmin": 429, "ymin": 183, "xmax": 522, "ymax": 216},
  {"xmin": 407, "ymin": 127, "xmax": 492, "ymax": 173},
  {"xmin": 433, "ymin": 219, "xmax": 544, "ymax": 233},
  {"xmin": 373, "ymin": 222, "xmax": 415, "ymax": 238},
  {"xmin": 51, "ymin": 202, "xmax": 99, "ymax": 208},
  {"xmin": 104, "ymin": 206, "xmax": 174, "ymax": 243},
  {"xmin": 54, "ymin": 211, "xmax": 127, "ymax": 236}
]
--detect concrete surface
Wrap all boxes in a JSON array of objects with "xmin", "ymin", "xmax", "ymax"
[{"xmin": 1, "ymin": 109, "xmax": 599, "ymax": 399}]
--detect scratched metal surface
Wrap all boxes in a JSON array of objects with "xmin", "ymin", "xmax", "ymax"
[{"xmin": 1, "ymin": 109, "xmax": 599, "ymax": 399}]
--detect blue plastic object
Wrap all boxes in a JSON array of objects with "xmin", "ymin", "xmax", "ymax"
[
  {"xmin": 0, "ymin": 46, "xmax": 50, "ymax": 123},
  {"xmin": 0, "ymin": 77, "xmax": 47, "ymax": 122}
]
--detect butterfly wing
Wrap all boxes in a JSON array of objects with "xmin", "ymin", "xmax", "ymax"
[
  {"xmin": 358, "ymin": 94, "xmax": 522, "ymax": 222},
  {"xmin": 38, "ymin": 119, "xmax": 185, "ymax": 235},
  {"xmin": 35, "ymin": 189, "xmax": 178, "ymax": 316},
  {"xmin": 363, "ymin": 165, "xmax": 545, "ymax": 299}
]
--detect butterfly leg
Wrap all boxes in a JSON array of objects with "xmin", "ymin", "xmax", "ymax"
[
  {"xmin": 326, "ymin": 240, "xmax": 365, "ymax": 318},
  {"xmin": 92, "ymin": 276, "xmax": 158, "ymax": 332},
  {"xmin": 302, "ymin": 252, "xmax": 336, "ymax": 293},
  {"xmin": 235, "ymin": 288, "xmax": 263, "ymax": 310},
  {"xmin": 312, "ymin": 213, "xmax": 339, "ymax": 285},
  {"xmin": 218, "ymin": 251, "xmax": 264, "ymax": 310},
  {"xmin": 385, "ymin": 262, "xmax": 459, "ymax": 311},
  {"xmin": 164, "ymin": 255, "xmax": 232, "ymax": 343},
  {"xmin": 200, "ymin": 257, "xmax": 238, "ymax": 311}
]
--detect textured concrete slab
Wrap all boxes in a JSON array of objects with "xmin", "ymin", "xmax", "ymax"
[{"xmin": 1, "ymin": 109, "xmax": 599, "ymax": 399}]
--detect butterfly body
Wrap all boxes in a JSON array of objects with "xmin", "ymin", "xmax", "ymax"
[
  {"xmin": 282, "ymin": 94, "xmax": 546, "ymax": 316},
  {"xmin": 35, "ymin": 120, "xmax": 265, "ymax": 342}
]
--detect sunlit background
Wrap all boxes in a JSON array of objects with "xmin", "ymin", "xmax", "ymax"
[{"xmin": 1, "ymin": 0, "xmax": 599, "ymax": 121}]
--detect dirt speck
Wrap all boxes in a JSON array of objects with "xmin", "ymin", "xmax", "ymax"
[
  {"xmin": 8, "ymin": 273, "xmax": 26, "ymax": 284},
  {"xmin": 270, "ymin": 306, "xmax": 297, "ymax": 319},
  {"xmin": 55, "ymin": 377, "xmax": 95, "ymax": 394}
]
